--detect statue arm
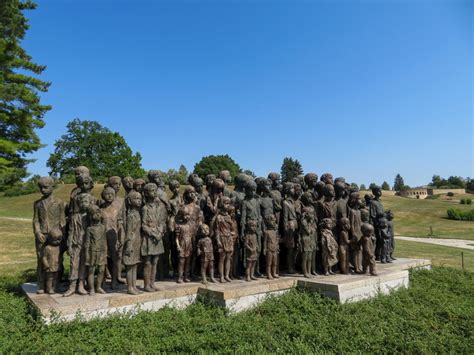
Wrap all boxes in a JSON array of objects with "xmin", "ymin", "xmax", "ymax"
[{"xmin": 32, "ymin": 202, "xmax": 41, "ymax": 239}]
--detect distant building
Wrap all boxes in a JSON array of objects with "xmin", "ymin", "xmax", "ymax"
[{"xmin": 398, "ymin": 186, "xmax": 466, "ymax": 199}]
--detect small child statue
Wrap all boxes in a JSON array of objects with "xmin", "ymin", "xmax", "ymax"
[
  {"xmin": 361, "ymin": 223, "xmax": 378, "ymax": 276},
  {"xmin": 33, "ymin": 176, "xmax": 66, "ymax": 294},
  {"xmin": 378, "ymin": 216, "xmax": 392, "ymax": 264},
  {"xmin": 386, "ymin": 210, "xmax": 396, "ymax": 260},
  {"xmin": 85, "ymin": 205, "xmax": 107, "ymax": 295},
  {"xmin": 337, "ymin": 217, "xmax": 351, "ymax": 274},
  {"xmin": 175, "ymin": 207, "xmax": 194, "ymax": 283},
  {"xmin": 211, "ymin": 196, "xmax": 236, "ymax": 283},
  {"xmin": 244, "ymin": 219, "xmax": 259, "ymax": 282},
  {"xmin": 299, "ymin": 208, "xmax": 317, "ymax": 278},
  {"xmin": 263, "ymin": 214, "xmax": 279, "ymax": 280},
  {"xmin": 320, "ymin": 218, "xmax": 338, "ymax": 276},
  {"xmin": 123, "ymin": 190, "xmax": 143, "ymax": 295},
  {"xmin": 196, "ymin": 224, "xmax": 216, "ymax": 283}
]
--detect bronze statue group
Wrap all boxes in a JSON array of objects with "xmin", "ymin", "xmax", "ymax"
[{"xmin": 33, "ymin": 167, "xmax": 396, "ymax": 296}]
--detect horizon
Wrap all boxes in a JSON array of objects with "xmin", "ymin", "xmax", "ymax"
[{"xmin": 21, "ymin": 0, "xmax": 473, "ymax": 186}]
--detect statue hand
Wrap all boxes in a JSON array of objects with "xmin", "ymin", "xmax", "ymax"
[{"xmin": 37, "ymin": 233, "xmax": 46, "ymax": 244}]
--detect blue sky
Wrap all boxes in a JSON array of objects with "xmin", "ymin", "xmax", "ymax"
[{"xmin": 23, "ymin": 0, "xmax": 472, "ymax": 187}]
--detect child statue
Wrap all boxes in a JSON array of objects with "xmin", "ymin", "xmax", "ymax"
[
  {"xmin": 282, "ymin": 182, "xmax": 298, "ymax": 274},
  {"xmin": 378, "ymin": 216, "xmax": 392, "ymax": 264},
  {"xmin": 386, "ymin": 210, "xmax": 396, "ymax": 260},
  {"xmin": 85, "ymin": 205, "xmax": 107, "ymax": 295},
  {"xmin": 337, "ymin": 217, "xmax": 351, "ymax": 274},
  {"xmin": 320, "ymin": 218, "xmax": 338, "ymax": 276},
  {"xmin": 190, "ymin": 176, "xmax": 207, "ymax": 212},
  {"xmin": 123, "ymin": 190, "xmax": 143, "ymax": 295},
  {"xmin": 196, "ymin": 224, "xmax": 216, "ymax": 283},
  {"xmin": 317, "ymin": 184, "xmax": 337, "ymax": 226},
  {"xmin": 361, "ymin": 223, "xmax": 377, "ymax": 276},
  {"xmin": 348, "ymin": 192, "xmax": 363, "ymax": 273},
  {"xmin": 141, "ymin": 183, "xmax": 164, "ymax": 292},
  {"xmin": 167, "ymin": 179, "xmax": 183, "ymax": 278},
  {"xmin": 211, "ymin": 196, "xmax": 236, "ymax": 283},
  {"xmin": 218, "ymin": 169, "xmax": 233, "ymax": 197},
  {"xmin": 263, "ymin": 214, "xmax": 279, "ymax": 280},
  {"xmin": 299, "ymin": 202, "xmax": 318, "ymax": 278},
  {"xmin": 244, "ymin": 219, "xmax": 259, "ymax": 281},
  {"xmin": 133, "ymin": 178, "xmax": 145, "ymax": 195},
  {"xmin": 100, "ymin": 186, "xmax": 124, "ymax": 289},
  {"xmin": 183, "ymin": 186, "xmax": 204, "ymax": 278},
  {"xmin": 267, "ymin": 172, "xmax": 283, "ymax": 226},
  {"xmin": 175, "ymin": 206, "xmax": 194, "ymax": 283},
  {"xmin": 34, "ymin": 176, "xmax": 66, "ymax": 294},
  {"xmin": 205, "ymin": 178, "xmax": 224, "ymax": 224},
  {"xmin": 300, "ymin": 191, "xmax": 318, "ymax": 276},
  {"xmin": 64, "ymin": 193, "xmax": 92, "ymax": 296}
]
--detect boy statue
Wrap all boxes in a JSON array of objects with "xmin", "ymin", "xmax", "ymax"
[
  {"xmin": 85, "ymin": 205, "xmax": 107, "ymax": 295},
  {"xmin": 196, "ymin": 224, "xmax": 216, "ymax": 283},
  {"xmin": 263, "ymin": 214, "xmax": 279, "ymax": 280},
  {"xmin": 33, "ymin": 176, "xmax": 66, "ymax": 294}
]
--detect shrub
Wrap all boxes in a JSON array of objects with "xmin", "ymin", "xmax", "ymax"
[
  {"xmin": 460, "ymin": 199, "xmax": 466, "ymax": 205},
  {"xmin": 447, "ymin": 208, "xmax": 474, "ymax": 221},
  {"xmin": 467, "ymin": 199, "xmax": 472, "ymax": 205},
  {"xmin": 447, "ymin": 192, "xmax": 455, "ymax": 197},
  {"xmin": 2, "ymin": 175, "xmax": 41, "ymax": 197}
]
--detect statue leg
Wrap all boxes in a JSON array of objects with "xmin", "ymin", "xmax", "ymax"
[
  {"xmin": 126, "ymin": 265, "xmax": 138, "ymax": 295},
  {"xmin": 46, "ymin": 272, "xmax": 55, "ymax": 295},
  {"xmin": 96, "ymin": 266, "xmax": 106, "ymax": 294},
  {"xmin": 150, "ymin": 255, "xmax": 159, "ymax": 290},
  {"xmin": 218, "ymin": 253, "xmax": 225, "ymax": 283},
  {"xmin": 272, "ymin": 252, "xmax": 279, "ymax": 278},
  {"xmin": 245, "ymin": 261, "xmax": 251, "ymax": 282},
  {"xmin": 266, "ymin": 253, "xmax": 273, "ymax": 280},
  {"xmin": 201, "ymin": 259, "xmax": 207, "ymax": 284},
  {"xmin": 87, "ymin": 267, "xmax": 95, "ymax": 295},
  {"xmin": 177, "ymin": 257, "xmax": 185, "ymax": 283},
  {"xmin": 184, "ymin": 256, "xmax": 191, "ymax": 282},
  {"xmin": 35, "ymin": 241, "xmax": 45, "ymax": 294},
  {"xmin": 209, "ymin": 260, "xmax": 216, "ymax": 283},
  {"xmin": 143, "ymin": 256, "xmax": 153, "ymax": 292},
  {"xmin": 287, "ymin": 247, "xmax": 296, "ymax": 274},
  {"xmin": 117, "ymin": 245, "xmax": 125, "ymax": 284}
]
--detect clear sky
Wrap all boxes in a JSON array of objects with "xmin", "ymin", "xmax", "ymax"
[{"xmin": 23, "ymin": 0, "xmax": 473, "ymax": 187}]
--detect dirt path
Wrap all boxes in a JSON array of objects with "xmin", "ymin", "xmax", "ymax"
[
  {"xmin": 396, "ymin": 236, "xmax": 474, "ymax": 251},
  {"xmin": 0, "ymin": 216, "xmax": 31, "ymax": 222}
]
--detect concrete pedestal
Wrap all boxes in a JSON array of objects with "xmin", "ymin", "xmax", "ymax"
[{"xmin": 22, "ymin": 258, "xmax": 431, "ymax": 323}]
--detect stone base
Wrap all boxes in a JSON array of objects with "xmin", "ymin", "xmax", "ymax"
[{"xmin": 22, "ymin": 258, "xmax": 431, "ymax": 323}]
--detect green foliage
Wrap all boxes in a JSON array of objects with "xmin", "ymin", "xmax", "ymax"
[
  {"xmin": 163, "ymin": 165, "xmax": 189, "ymax": 185},
  {"xmin": 447, "ymin": 208, "xmax": 474, "ymax": 221},
  {"xmin": 393, "ymin": 174, "xmax": 406, "ymax": 191},
  {"xmin": 193, "ymin": 155, "xmax": 241, "ymax": 180},
  {"xmin": 0, "ymin": 268, "xmax": 473, "ymax": 352},
  {"xmin": 447, "ymin": 192, "xmax": 455, "ymax": 197},
  {"xmin": 3, "ymin": 174, "xmax": 40, "ymax": 197},
  {"xmin": 466, "ymin": 178, "xmax": 474, "ymax": 193},
  {"xmin": 369, "ymin": 183, "xmax": 378, "ymax": 190},
  {"xmin": 360, "ymin": 184, "xmax": 367, "ymax": 190},
  {"xmin": 381, "ymin": 181, "xmax": 390, "ymax": 190},
  {"xmin": 430, "ymin": 175, "xmax": 466, "ymax": 189},
  {"xmin": 350, "ymin": 182, "xmax": 359, "ymax": 190},
  {"xmin": 47, "ymin": 119, "xmax": 145, "ymax": 182},
  {"xmin": 0, "ymin": 0, "xmax": 51, "ymax": 190},
  {"xmin": 280, "ymin": 157, "xmax": 303, "ymax": 183},
  {"xmin": 242, "ymin": 169, "xmax": 256, "ymax": 178}
]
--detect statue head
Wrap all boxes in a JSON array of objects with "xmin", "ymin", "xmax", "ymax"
[
  {"xmin": 212, "ymin": 178, "xmax": 225, "ymax": 195},
  {"xmin": 319, "ymin": 218, "xmax": 333, "ymax": 231},
  {"xmin": 300, "ymin": 191, "xmax": 314, "ymax": 207},
  {"xmin": 199, "ymin": 223, "xmax": 210, "ymax": 237},
  {"xmin": 264, "ymin": 214, "xmax": 277, "ymax": 230},
  {"xmin": 78, "ymin": 175, "xmax": 94, "ymax": 193},
  {"xmin": 101, "ymin": 186, "xmax": 116, "ymax": 204},
  {"xmin": 74, "ymin": 166, "xmax": 90, "ymax": 184},
  {"xmin": 77, "ymin": 193, "xmax": 92, "ymax": 213},
  {"xmin": 361, "ymin": 222, "xmax": 374, "ymax": 237},
  {"xmin": 183, "ymin": 186, "xmax": 196, "ymax": 204},
  {"xmin": 127, "ymin": 190, "xmax": 142, "ymax": 208},
  {"xmin": 304, "ymin": 173, "xmax": 318, "ymax": 189},
  {"xmin": 143, "ymin": 183, "xmax": 158, "ymax": 201},
  {"xmin": 178, "ymin": 206, "xmax": 191, "ymax": 223},
  {"xmin": 338, "ymin": 217, "xmax": 350, "ymax": 231},
  {"xmin": 218, "ymin": 195, "xmax": 232, "ymax": 214},
  {"xmin": 322, "ymin": 183, "xmax": 335, "ymax": 200},
  {"xmin": 218, "ymin": 170, "xmax": 231, "ymax": 185},
  {"xmin": 315, "ymin": 181, "xmax": 325, "ymax": 199},
  {"xmin": 133, "ymin": 178, "xmax": 145, "ymax": 193},
  {"xmin": 107, "ymin": 176, "xmax": 122, "ymax": 193},
  {"xmin": 245, "ymin": 180, "xmax": 257, "ymax": 198},
  {"xmin": 371, "ymin": 185, "xmax": 382, "ymax": 198},
  {"xmin": 122, "ymin": 176, "xmax": 135, "ymax": 192},
  {"xmin": 320, "ymin": 173, "xmax": 334, "ymax": 185},
  {"xmin": 205, "ymin": 174, "xmax": 216, "ymax": 191},
  {"xmin": 168, "ymin": 179, "xmax": 180, "ymax": 194},
  {"xmin": 254, "ymin": 177, "xmax": 266, "ymax": 195},
  {"xmin": 88, "ymin": 204, "xmax": 102, "ymax": 224},
  {"xmin": 147, "ymin": 170, "xmax": 165, "ymax": 188},
  {"xmin": 335, "ymin": 181, "xmax": 347, "ymax": 198},
  {"xmin": 385, "ymin": 210, "xmax": 394, "ymax": 221},
  {"xmin": 267, "ymin": 172, "xmax": 280, "ymax": 187},
  {"xmin": 38, "ymin": 176, "xmax": 54, "ymax": 197},
  {"xmin": 234, "ymin": 173, "xmax": 250, "ymax": 191},
  {"xmin": 283, "ymin": 182, "xmax": 295, "ymax": 198},
  {"xmin": 334, "ymin": 177, "xmax": 346, "ymax": 184},
  {"xmin": 348, "ymin": 192, "xmax": 361, "ymax": 209},
  {"xmin": 192, "ymin": 177, "xmax": 204, "ymax": 193},
  {"xmin": 246, "ymin": 219, "xmax": 258, "ymax": 234},
  {"xmin": 187, "ymin": 173, "xmax": 199, "ymax": 186}
]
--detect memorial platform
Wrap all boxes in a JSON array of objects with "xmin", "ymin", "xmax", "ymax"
[{"xmin": 22, "ymin": 258, "xmax": 431, "ymax": 323}]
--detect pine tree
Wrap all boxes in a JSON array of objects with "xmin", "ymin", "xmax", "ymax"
[
  {"xmin": 0, "ymin": 0, "xmax": 51, "ymax": 189},
  {"xmin": 280, "ymin": 157, "xmax": 303, "ymax": 183},
  {"xmin": 394, "ymin": 174, "xmax": 405, "ymax": 191},
  {"xmin": 381, "ymin": 181, "xmax": 390, "ymax": 190}
]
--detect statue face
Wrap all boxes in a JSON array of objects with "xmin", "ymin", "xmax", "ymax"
[
  {"xmin": 80, "ymin": 178, "xmax": 93, "ymax": 192},
  {"xmin": 247, "ymin": 220, "xmax": 257, "ymax": 233},
  {"xmin": 182, "ymin": 211, "xmax": 191, "ymax": 222},
  {"xmin": 102, "ymin": 189, "xmax": 115, "ymax": 203},
  {"xmin": 130, "ymin": 194, "xmax": 142, "ymax": 208},
  {"xmin": 108, "ymin": 179, "xmax": 121, "ymax": 193},
  {"xmin": 145, "ymin": 186, "xmax": 157, "ymax": 200},
  {"xmin": 91, "ymin": 209, "xmax": 102, "ymax": 223},
  {"xmin": 200, "ymin": 224, "xmax": 210, "ymax": 236},
  {"xmin": 39, "ymin": 182, "xmax": 53, "ymax": 197},
  {"xmin": 122, "ymin": 177, "xmax": 134, "ymax": 190},
  {"xmin": 74, "ymin": 167, "xmax": 89, "ymax": 184},
  {"xmin": 78, "ymin": 195, "xmax": 91, "ymax": 212}
]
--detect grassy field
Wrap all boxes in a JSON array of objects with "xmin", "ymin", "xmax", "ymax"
[{"xmin": 0, "ymin": 267, "xmax": 472, "ymax": 352}]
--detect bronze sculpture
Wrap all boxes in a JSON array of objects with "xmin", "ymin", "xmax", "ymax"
[
  {"xmin": 85, "ymin": 205, "xmax": 107, "ymax": 295},
  {"xmin": 282, "ymin": 182, "xmax": 298, "ymax": 274},
  {"xmin": 320, "ymin": 218, "xmax": 338, "ymax": 276},
  {"xmin": 262, "ymin": 214, "xmax": 279, "ymax": 279},
  {"xmin": 196, "ymin": 224, "xmax": 216, "ymax": 283},
  {"xmin": 361, "ymin": 223, "xmax": 377, "ymax": 276},
  {"xmin": 244, "ymin": 219, "xmax": 259, "ymax": 281},
  {"xmin": 175, "ymin": 206, "xmax": 194, "ymax": 283}
]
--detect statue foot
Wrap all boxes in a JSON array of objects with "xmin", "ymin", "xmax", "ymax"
[
  {"xmin": 370, "ymin": 272, "xmax": 378, "ymax": 276},
  {"xmin": 251, "ymin": 275, "xmax": 258, "ymax": 280},
  {"xmin": 324, "ymin": 272, "xmax": 330, "ymax": 276},
  {"xmin": 177, "ymin": 278, "xmax": 183, "ymax": 284},
  {"xmin": 246, "ymin": 276, "xmax": 251, "ymax": 282},
  {"xmin": 390, "ymin": 255, "xmax": 397, "ymax": 260},
  {"xmin": 267, "ymin": 275, "xmax": 274, "ymax": 280},
  {"xmin": 273, "ymin": 274, "xmax": 279, "ymax": 279},
  {"xmin": 132, "ymin": 287, "xmax": 142, "ymax": 294},
  {"xmin": 63, "ymin": 287, "xmax": 75, "ymax": 297},
  {"xmin": 381, "ymin": 260, "xmax": 386, "ymax": 264},
  {"xmin": 220, "ymin": 277, "xmax": 225, "ymax": 283},
  {"xmin": 77, "ymin": 286, "xmax": 88, "ymax": 295},
  {"xmin": 209, "ymin": 277, "xmax": 217, "ymax": 283},
  {"xmin": 184, "ymin": 278, "xmax": 191, "ymax": 283},
  {"xmin": 304, "ymin": 273, "xmax": 311, "ymax": 278},
  {"xmin": 143, "ymin": 286, "xmax": 155, "ymax": 292},
  {"xmin": 36, "ymin": 289, "xmax": 45, "ymax": 295},
  {"xmin": 47, "ymin": 290, "xmax": 56, "ymax": 295},
  {"xmin": 311, "ymin": 271, "xmax": 318, "ymax": 276},
  {"xmin": 127, "ymin": 288, "xmax": 139, "ymax": 295},
  {"xmin": 96, "ymin": 288, "xmax": 106, "ymax": 294},
  {"xmin": 224, "ymin": 276, "xmax": 232, "ymax": 283},
  {"xmin": 117, "ymin": 278, "xmax": 126, "ymax": 284},
  {"xmin": 89, "ymin": 291, "xmax": 95, "ymax": 296}
]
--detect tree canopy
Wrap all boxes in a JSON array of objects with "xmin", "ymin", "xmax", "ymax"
[
  {"xmin": 381, "ymin": 181, "xmax": 390, "ymax": 190},
  {"xmin": 193, "ymin": 155, "xmax": 241, "ymax": 181},
  {"xmin": 47, "ymin": 119, "xmax": 144, "ymax": 181},
  {"xmin": 280, "ymin": 157, "xmax": 303, "ymax": 183},
  {"xmin": 430, "ymin": 175, "xmax": 466, "ymax": 189},
  {"xmin": 0, "ymin": 0, "xmax": 51, "ymax": 190},
  {"xmin": 394, "ymin": 174, "xmax": 406, "ymax": 191}
]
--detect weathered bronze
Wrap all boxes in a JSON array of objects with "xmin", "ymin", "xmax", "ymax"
[{"xmin": 85, "ymin": 205, "xmax": 107, "ymax": 295}]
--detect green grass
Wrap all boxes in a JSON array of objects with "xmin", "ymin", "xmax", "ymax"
[
  {"xmin": 0, "ymin": 267, "xmax": 472, "ymax": 352},
  {"xmin": 382, "ymin": 194, "xmax": 474, "ymax": 239}
]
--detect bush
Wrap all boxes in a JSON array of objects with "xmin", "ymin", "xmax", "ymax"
[
  {"xmin": 467, "ymin": 199, "xmax": 472, "ymax": 205},
  {"xmin": 461, "ymin": 199, "xmax": 466, "ymax": 205},
  {"xmin": 447, "ymin": 192, "xmax": 455, "ymax": 197},
  {"xmin": 2, "ymin": 175, "xmax": 41, "ymax": 197},
  {"xmin": 447, "ymin": 208, "xmax": 474, "ymax": 221}
]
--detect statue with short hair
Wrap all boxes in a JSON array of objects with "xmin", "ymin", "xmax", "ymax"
[
  {"xmin": 141, "ymin": 183, "xmax": 164, "ymax": 292},
  {"xmin": 262, "ymin": 214, "xmax": 279, "ymax": 279},
  {"xmin": 268, "ymin": 172, "xmax": 283, "ymax": 227},
  {"xmin": 386, "ymin": 210, "xmax": 396, "ymax": 260},
  {"xmin": 219, "ymin": 170, "xmax": 232, "ymax": 197},
  {"xmin": 196, "ymin": 224, "xmax": 216, "ymax": 283},
  {"xmin": 282, "ymin": 182, "xmax": 298, "ymax": 274},
  {"xmin": 133, "ymin": 178, "xmax": 145, "ymax": 194},
  {"xmin": 337, "ymin": 217, "xmax": 351, "ymax": 274},
  {"xmin": 85, "ymin": 205, "xmax": 107, "ymax": 295},
  {"xmin": 299, "ymin": 191, "xmax": 318, "ymax": 277},
  {"xmin": 123, "ymin": 190, "xmax": 143, "ymax": 295},
  {"xmin": 320, "ymin": 218, "xmax": 338, "ymax": 276},
  {"xmin": 33, "ymin": 176, "xmax": 66, "ymax": 294},
  {"xmin": 368, "ymin": 185, "xmax": 385, "ymax": 260},
  {"xmin": 348, "ymin": 192, "xmax": 363, "ymax": 273},
  {"xmin": 175, "ymin": 206, "xmax": 194, "ymax": 283},
  {"xmin": 361, "ymin": 223, "xmax": 377, "ymax": 276},
  {"xmin": 244, "ymin": 219, "xmax": 259, "ymax": 281}
]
